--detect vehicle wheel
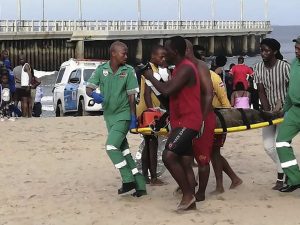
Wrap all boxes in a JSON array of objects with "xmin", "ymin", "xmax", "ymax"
[
  {"xmin": 134, "ymin": 136, "xmax": 167, "ymax": 177},
  {"xmin": 56, "ymin": 103, "xmax": 64, "ymax": 117},
  {"xmin": 78, "ymin": 99, "xmax": 88, "ymax": 116}
]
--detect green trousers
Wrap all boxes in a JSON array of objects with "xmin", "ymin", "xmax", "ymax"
[
  {"xmin": 276, "ymin": 106, "xmax": 300, "ymax": 186},
  {"xmin": 105, "ymin": 120, "xmax": 146, "ymax": 191}
]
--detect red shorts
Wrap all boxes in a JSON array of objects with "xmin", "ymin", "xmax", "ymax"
[
  {"xmin": 192, "ymin": 111, "xmax": 216, "ymax": 166},
  {"xmin": 213, "ymin": 133, "xmax": 227, "ymax": 148}
]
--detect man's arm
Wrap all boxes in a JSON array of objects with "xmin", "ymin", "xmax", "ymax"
[
  {"xmin": 144, "ymin": 65, "xmax": 193, "ymax": 96},
  {"xmin": 257, "ymin": 83, "xmax": 270, "ymax": 111},
  {"xmin": 128, "ymin": 94, "xmax": 137, "ymax": 115},
  {"xmin": 197, "ymin": 61, "xmax": 213, "ymax": 118},
  {"xmin": 86, "ymin": 68, "xmax": 101, "ymax": 97},
  {"xmin": 144, "ymin": 83, "xmax": 153, "ymax": 108},
  {"xmin": 283, "ymin": 92, "xmax": 292, "ymax": 113}
]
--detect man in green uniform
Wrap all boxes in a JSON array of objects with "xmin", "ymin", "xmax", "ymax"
[
  {"xmin": 276, "ymin": 36, "xmax": 300, "ymax": 192},
  {"xmin": 86, "ymin": 41, "xmax": 146, "ymax": 197}
]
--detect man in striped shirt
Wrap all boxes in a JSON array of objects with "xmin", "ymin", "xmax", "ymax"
[{"xmin": 254, "ymin": 38, "xmax": 290, "ymax": 190}]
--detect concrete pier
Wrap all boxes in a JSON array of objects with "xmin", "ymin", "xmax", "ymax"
[{"xmin": 0, "ymin": 20, "xmax": 272, "ymax": 70}]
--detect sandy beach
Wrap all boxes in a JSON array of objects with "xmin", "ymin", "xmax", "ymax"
[{"xmin": 1, "ymin": 116, "xmax": 300, "ymax": 225}]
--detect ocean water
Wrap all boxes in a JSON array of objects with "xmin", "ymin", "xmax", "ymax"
[{"xmin": 40, "ymin": 26, "xmax": 300, "ymax": 117}]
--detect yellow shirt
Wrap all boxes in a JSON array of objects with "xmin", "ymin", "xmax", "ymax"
[
  {"xmin": 136, "ymin": 63, "xmax": 160, "ymax": 117},
  {"xmin": 210, "ymin": 70, "xmax": 231, "ymax": 108}
]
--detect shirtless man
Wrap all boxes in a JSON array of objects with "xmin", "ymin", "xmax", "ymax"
[{"xmin": 185, "ymin": 40, "xmax": 214, "ymax": 201}]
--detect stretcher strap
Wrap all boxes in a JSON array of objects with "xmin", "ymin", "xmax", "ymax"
[
  {"xmin": 214, "ymin": 109, "xmax": 227, "ymax": 132},
  {"xmin": 237, "ymin": 108, "xmax": 251, "ymax": 129}
]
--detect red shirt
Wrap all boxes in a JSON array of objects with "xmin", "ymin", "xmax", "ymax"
[
  {"xmin": 230, "ymin": 64, "xmax": 253, "ymax": 90},
  {"xmin": 169, "ymin": 58, "xmax": 202, "ymax": 131}
]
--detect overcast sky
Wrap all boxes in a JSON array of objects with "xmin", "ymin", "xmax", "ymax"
[{"xmin": 0, "ymin": 0, "xmax": 298, "ymax": 25}]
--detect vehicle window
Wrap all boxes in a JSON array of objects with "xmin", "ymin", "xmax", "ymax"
[
  {"xmin": 68, "ymin": 70, "xmax": 78, "ymax": 83},
  {"xmin": 75, "ymin": 69, "xmax": 82, "ymax": 82},
  {"xmin": 83, "ymin": 69, "xmax": 95, "ymax": 81},
  {"xmin": 56, "ymin": 67, "xmax": 66, "ymax": 84}
]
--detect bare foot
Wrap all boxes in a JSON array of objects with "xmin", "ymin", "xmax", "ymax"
[
  {"xmin": 195, "ymin": 192, "xmax": 205, "ymax": 202},
  {"xmin": 150, "ymin": 178, "xmax": 166, "ymax": 186},
  {"xmin": 177, "ymin": 196, "xmax": 196, "ymax": 211},
  {"xmin": 229, "ymin": 178, "xmax": 243, "ymax": 189},
  {"xmin": 210, "ymin": 187, "xmax": 225, "ymax": 195}
]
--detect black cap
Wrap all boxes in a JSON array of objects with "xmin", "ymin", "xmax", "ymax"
[{"xmin": 293, "ymin": 36, "xmax": 300, "ymax": 44}]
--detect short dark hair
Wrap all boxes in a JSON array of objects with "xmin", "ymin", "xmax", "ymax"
[
  {"xmin": 193, "ymin": 45, "xmax": 206, "ymax": 59},
  {"xmin": 235, "ymin": 82, "xmax": 245, "ymax": 91},
  {"xmin": 169, "ymin": 36, "xmax": 186, "ymax": 57},
  {"xmin": 151, "ymin": 44, "xmax": 165, "ymax": 55},
  {"xmin": 238, "ymin": 56, "xmax": 244, "ymax": 63},
  {"xmin": 215, "ymin": 55, "xmax": 227, "ymax": 67}
]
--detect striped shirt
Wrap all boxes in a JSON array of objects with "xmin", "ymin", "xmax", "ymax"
[{"xmin": 254, "ymin": 60, "xmax": 290, "ymax": 111}]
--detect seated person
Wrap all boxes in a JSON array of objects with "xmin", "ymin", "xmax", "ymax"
[{"xmin": 231, "ymin": 82, "xmax": 251, "ymax": 109}]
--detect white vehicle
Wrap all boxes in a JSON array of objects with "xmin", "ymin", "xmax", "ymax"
[{"xmin": 53, "ymin": 58, "xmax": 106, "ymax": 117}]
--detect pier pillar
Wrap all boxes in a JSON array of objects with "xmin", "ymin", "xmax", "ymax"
[
  {"xmin": 208, "ymin": 36, "xmax": 215, "ymax": 56},
  {"xmin": 136, "ymin": 39, "xmax": 143, "ymax": 61},
  {"xmin": 75, "ymin": 40, "xmax": 85, "ymax": 59},
  {"xmin": 249, "ymin": 35, "xmax": 256, "ymax": 55},
  {"xmin": 159, "ymin": 38, "xmax": 164, "ymax": 46},
  {"xmin": 193, "ymin": 37, "xmax": 199, "ymax": 46},
  {"xmin": 226, "ymin": 36, "xmax": 232, "ymax": 56},
  {"xmin": 242, "ymin": 35, "xmax": 248, "ymax": 55}
]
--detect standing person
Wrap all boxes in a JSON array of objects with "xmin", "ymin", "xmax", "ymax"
[
  {"xmin": 0, "ymin": 70, "xmax": 14, "ymax": 121},
  {"xmin": 144, "ymin": 36, "xmax": 202, "ymax": 211},
  {"xmin": 230, "ymin": 82, "xmax": 251, "ymax": 109},
  {"xmin": 276, "ymin": 36, "xmax": 300, "ymax": 192},
  {"xmin": 193, "ymin": 44, "xmax": 242, "ymax": 196},
  {"xmin": 136, "ymin": 45, "xmax": 167, "ymax": 186},
  {"xmin": 211, "ymin": 55, "xmax": 227, "ymax": 82},
  {"xmin": 32, "ymin": 86, "xmax": 43, "ymax": 117},
  {"xmin": 185, "ymin": 40, "xmax": 214, "ymax": 202},
  {"xmin": 13, "ymin": 55, "xmax": 33, "ymax": 117},
  {"xmin": 86, "ymin": 41, "xmax": 146, "ymax": 197},
  {"xmin": 254, "ymin": 38, "xmax": 290, "ymax": 190},
  {"xmin": 229, "ymin": 56, "xmax": 253, "ymax": 90}
]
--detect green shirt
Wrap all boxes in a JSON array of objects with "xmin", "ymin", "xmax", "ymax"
[
  {"xmin": 283, "ymin": 58, "xmax": 300, "ymax": 112},
  {"xmin": 87, "ymin": 61, "xmax": 139, "ymax": 122}
]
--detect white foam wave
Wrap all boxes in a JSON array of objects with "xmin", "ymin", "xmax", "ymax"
[
  {"xmin": 42, "ymin": 105, "xmax": 54, "ymax": 111},
  {"xmin": 41, "ymin": 96, "xmax": 53, "ymax": 102}
]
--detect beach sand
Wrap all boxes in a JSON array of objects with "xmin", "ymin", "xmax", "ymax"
[{"xmin": 1, "ymin": 116, "xmax": 300, "ymax": 225}]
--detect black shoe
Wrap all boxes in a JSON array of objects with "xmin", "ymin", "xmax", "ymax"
[
  {"xmin": 132, "ymin": 190, "xmax": 147, "ymax": 197},
  {"xmin": 279, "ymin": 184, "xmax": 300, "ymax": 192},
  {"xmin": 272, "ymin": 180, "xmax": 284, "ymax": 190},
  {"xmin": 118, "ymin": 182, "xmax": 136, "ymax": 195}
]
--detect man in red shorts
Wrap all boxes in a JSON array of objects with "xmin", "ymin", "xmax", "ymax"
[
  {"xmin": 144, "ymin": 36, "xmax": 202, "ymax": 211},
  {"xmin": 192, "ymin": 44, "xmax": 243, "ymax": 197},
  {"xmin": 185, "ymin": 40, "xmax": 215, "ymax": 202}
]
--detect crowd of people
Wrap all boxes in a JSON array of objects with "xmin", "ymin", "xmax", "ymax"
[
  {"xmin": 0, "ymin": 51, "xmax": 43, "ymax": 121},
  {"xmin": 85, "ymin": 34, "xmax": 300, "ymax": 212}
]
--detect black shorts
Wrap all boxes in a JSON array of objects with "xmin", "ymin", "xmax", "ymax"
[
  {"xmin": 165, "ymin": 127, "xmax": 198, "ymax": 156},
  {"xmin": 16, "ymin": 87, "xmax": 31, "ymax": 98}
]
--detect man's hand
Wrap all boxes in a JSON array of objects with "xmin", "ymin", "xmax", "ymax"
[
  {"xmin": 91, "ymin": 92, "xmax": 104, "ymax": 104},
  {"xmin": 129, "ymin": 114, "xmax": 138, "ymax": 129}
]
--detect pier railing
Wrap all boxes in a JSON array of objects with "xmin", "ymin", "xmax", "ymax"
[{"xmin": 0, "ymin": 20, "xmax": 271, "ymax": 32}]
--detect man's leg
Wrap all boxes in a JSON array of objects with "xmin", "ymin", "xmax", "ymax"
[
  {"xmin": 149, "ymin": 136, "xmax": 165, "ymax": 185},
  {"xmin": 120, "ymin": 138, "xmax": 146, "ymax": 194},
  {"xmin": 106, "ymin": 121, "xmax": 136, "ymax": 193},
  {"xmin": 276, "ymin": 109, "xmax": 300, "ymax": 188},
  {"xmin": 195, "ymin": 164, "xmax": 210, "ymax": 201},
  {"xmin": 211, "ymin": 145, "xmax": 225, "ymax": 193},
  {"xmin": 163, "ymin": 127, "xmax": 197, "ymax": 210},
  {"xmin": 141, "ymin": 136, "xmax": 150, "ymax": 183},
  {"xmin": 262, "ymin": 125, "xmax": 284, "ymax": 189}
]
